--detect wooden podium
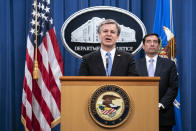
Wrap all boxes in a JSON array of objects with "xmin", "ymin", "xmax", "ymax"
[{"xmin": 60, "ymin": 76, "xmax": 160, "ymax": 131}]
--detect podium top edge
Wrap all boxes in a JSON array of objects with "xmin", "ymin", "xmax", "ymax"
[{"xmin": 60, "ymin": 76, "xmax": 160, "ymax": 81}]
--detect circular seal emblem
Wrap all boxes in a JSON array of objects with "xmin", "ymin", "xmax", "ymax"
[
  {"xmin": 61, "ymin": 6, "xmax": 146, "ymax": 59},
  {"xmin": 88, "ymin": 85, "xmax": 132, "ymax": 128}
]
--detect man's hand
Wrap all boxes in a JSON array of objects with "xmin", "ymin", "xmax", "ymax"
[{"xmin": 158, "ymin": 103, "xmax": 165, "ymax": 110}]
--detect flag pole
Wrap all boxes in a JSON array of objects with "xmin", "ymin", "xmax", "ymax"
[
  {"xmin": 170, "ymin": 0, "xmax": 175, "ymax": 59},
  {"xmin": 33, "ymin": 0, "xmax": 39, "ymax": 79}
]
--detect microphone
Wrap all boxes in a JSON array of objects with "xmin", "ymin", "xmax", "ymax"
[{"xmin": 106, "ymin": 57, "xmax": 108, "ymax": 71}]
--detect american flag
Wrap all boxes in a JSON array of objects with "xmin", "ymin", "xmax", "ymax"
[
  {"xmin": 102, "ymin": 108, "xmax": 116, "ymax": 115},
  {"xmin": 21, "ymin": 0, "xmax": 64, "ymax": 130}
]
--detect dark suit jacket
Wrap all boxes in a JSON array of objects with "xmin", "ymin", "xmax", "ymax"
[
  {"xmin": 79, "ymin": 49, "xmax": 138, "ymax": 76},
  {"xmin": 136, "ymin": 56, "xmax": 178, "ymax": 126}
]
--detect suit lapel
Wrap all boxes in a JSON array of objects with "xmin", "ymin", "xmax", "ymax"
[
  {"xmin": 155, "ymin": 57, "xmax": 162, "ymax": 76},
  {"xmin": 111, "ymin": 50, "xmax": 121, "ymax": 75},
  {"xmin": 140, "ymin": 58, "xmax": 148, "ymax": 76},
  {"xmin": 95, "ymin": 50, "xmax": 107, "ymax": 75}
]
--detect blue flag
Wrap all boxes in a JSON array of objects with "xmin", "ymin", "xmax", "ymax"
[{"xmin": 153, "ymin": 0, "xmax": 182, "ymax": 131}]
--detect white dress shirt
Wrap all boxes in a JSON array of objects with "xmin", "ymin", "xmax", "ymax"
[
  {"xmin": 145, "ymin": 55, "xmax": 158, "ymax": 73},
  {"xmin": 100, "ymin": 48, "xmax": 116, "ymax": 70}
]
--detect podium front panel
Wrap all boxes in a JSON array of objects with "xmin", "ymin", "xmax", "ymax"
[{"xmin": 60, "ymin": 76, "xmax": 159, "ymax": 131}]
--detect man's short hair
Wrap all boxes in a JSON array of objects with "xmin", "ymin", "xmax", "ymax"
[
  {"xmin": 97, "ymin": 19, "xmax": 121, "ymax": 36},
  {"xmin": 142, "ymin": 33, "xmax": 161, "ymax": 44}
]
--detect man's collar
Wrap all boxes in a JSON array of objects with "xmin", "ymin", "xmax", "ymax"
[
  {"xmin": 145, "ymin": 55, "xmax": 158, "ymax": 61},
  {"xmin": 100, "ymin": 48, "xmax": 116, "ymax": 56}
]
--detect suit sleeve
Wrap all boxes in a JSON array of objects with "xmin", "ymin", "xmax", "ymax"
[
  {"xmin": 127, "ymin": 54, "xmax": 139, "ymax": 76},
  {"xmin": 79, "ymin": 56, "xmax": 89, "ymax": 76},
  {"xmin": 159, "ymin": 61, "xmax": 178, "ymax": 108}
]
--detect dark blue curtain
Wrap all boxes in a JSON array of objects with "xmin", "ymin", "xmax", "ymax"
[
  {"xmin": 174, "ymin": 0, "xmax": 196, "ymax": 130},
  {"xmin": 0, "ymin": 0, "xmax": 195, "ymax": 131}
]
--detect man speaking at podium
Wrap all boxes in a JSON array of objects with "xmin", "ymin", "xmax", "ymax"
[{"xmin": 79, "ymin": 19, "xmax": 138, "ymax": 76}]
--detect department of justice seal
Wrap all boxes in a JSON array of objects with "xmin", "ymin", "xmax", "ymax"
[{"xmin": 88, "ymin": 85, "xmax": 132, "ymax": 128}]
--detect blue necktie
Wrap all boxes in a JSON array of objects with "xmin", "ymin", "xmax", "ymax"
[
  {"xmin": 106, "ymin": 52, "xmax": 112, "ymax": 76},
  {"xmin": 148, "ymin": 59, "xmax": 154, "ymax": 77}
]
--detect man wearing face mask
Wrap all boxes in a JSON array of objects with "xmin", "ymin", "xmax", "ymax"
[{"xmin": 79, "ymin": 19, "xmax": 138, "ymax": 76}]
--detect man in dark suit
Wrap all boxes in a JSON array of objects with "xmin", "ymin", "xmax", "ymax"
[
  {"xmin": 136, "ymin": 33, "xmax": 178, "ymax": 131},
  {"xmin": 79, "ymin": 19, "xmax": 138, "ymax": 76}
]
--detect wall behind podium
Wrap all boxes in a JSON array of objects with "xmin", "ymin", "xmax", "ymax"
[{"xmin": 0, "ymin": 0, "xmax": 196, "ymax": 131}]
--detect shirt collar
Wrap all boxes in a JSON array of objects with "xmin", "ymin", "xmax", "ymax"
[
  {"xmin": 100, "ymin": 48, "xmax": 116, "ymax": 64},
  {"xmin": 145, "ymin": 55, "xmax": 158, "ymax": 62},
  {"xmin": 100, "ymin": 48, "xmax": 116, "ymax": 58}
]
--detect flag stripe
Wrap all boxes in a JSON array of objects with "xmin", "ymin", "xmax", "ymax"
[
  {"xmin": 37, "ymin": 69, "xmax": 60, "ymax": 118},
  {"xmin": 49, "ymin": 67, "xmax": 61, "ymax": 110},
  {"xmin": 37, "ymin": 44, "xmax": 61, "ymax": 111},
  {"xmin": 32, "ymin": 112, "xmax": 41, "ymax": 131},
  {"xmin": 32, "ymin": 95, "xmax": 50, "ymax": 131},
  {"xmin": 22, "ymin": 104, "xmax": 32, "ymax": 131},
  {"xmin": 47, "ymin": 30, "xmax": 63, "ymax": 89},
  {"xmin": 27, "ymin": 36, "xmax": 35, "ymax": 60},
  {"xmin": 48, "ymin": 28, "xmax": 64, "ymax": 74},
  {"xmin": 25, "ymin": 49, "xmax": 34, "ymax": 75},
  {"xmin": 33, "ymin": 80, "xmax": 54, "ymax": 125},
  {"xmin": 23, "ymin": 77, "xmax": 32, "ymax": 105},
  {"xmin": 40, "ymin": 38, "xmax": 49, "ymax": 72}
]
